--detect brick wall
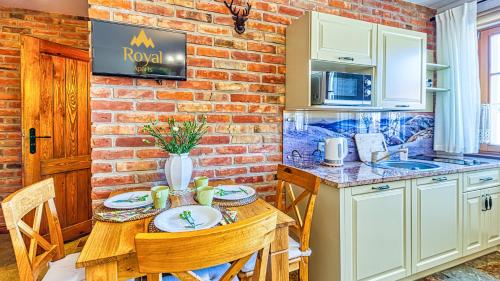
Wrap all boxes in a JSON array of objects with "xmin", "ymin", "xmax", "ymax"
[
  {"xmin": 0, "ymin": 7, "xmax": 89, "ymax": 232},
  {"xmin": 88, "ymin": 0, "xmax": 436, "ymax": 204}
]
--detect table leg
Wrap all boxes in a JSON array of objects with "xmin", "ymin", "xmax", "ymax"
[
  {"xmin": 269, "ymin": 226, "xmax": 289, "ymax": 281},
  {"xmin": 85, "ymin": 261, "xmax": 118, "ymax": 281}
]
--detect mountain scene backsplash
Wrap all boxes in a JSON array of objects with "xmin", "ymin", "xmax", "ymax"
[{"xmin": 283, "ymin": 111, "xmax": 435, "ymax": 165}]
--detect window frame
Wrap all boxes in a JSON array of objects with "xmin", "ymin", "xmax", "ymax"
[{"xmin": 479, "ymin": 25, "xmax": 500, "ymax": 153}]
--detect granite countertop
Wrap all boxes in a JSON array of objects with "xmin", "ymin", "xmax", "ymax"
[{"xmin": 302, "ymin": 157, "xmax": 500, "ymax": 188}]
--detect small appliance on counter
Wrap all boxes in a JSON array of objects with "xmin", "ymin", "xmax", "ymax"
[{"xmin": 324, "ymin": 137, "xmax": 349, "ymax": 167}]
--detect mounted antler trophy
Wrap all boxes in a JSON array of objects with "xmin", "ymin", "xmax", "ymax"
[{"xmin": 224, "ymin": 0, "xmax": 252, "ymax": 34}]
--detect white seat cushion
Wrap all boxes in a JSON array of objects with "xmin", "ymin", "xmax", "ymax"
[
  {"xmin": 161, "ymin": 263, "xmax": 237, "ymax": 281},
  {"xmin": 241, "ymin": 236, "xmax": 311, "ymax": 273},
  {"xmin": 42, "ymin": 253, "xmax": 85, "ymax": 281}
]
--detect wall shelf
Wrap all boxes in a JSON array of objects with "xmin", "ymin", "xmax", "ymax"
[
  {"xmin": 426, "ymin": 63, "xmax": 449, "ymax": 71},
  {"xmin": 426, "ymin": 87, "xmax": 450, "ymax": 93}
]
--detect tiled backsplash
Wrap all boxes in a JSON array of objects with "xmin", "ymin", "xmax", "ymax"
[{"xmin": 283, "ymin": 111, "xmax": 434, "ymax": 164}]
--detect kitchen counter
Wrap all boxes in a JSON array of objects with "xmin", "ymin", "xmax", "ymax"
[{"xmin": 302, "ymin": 157, "xmax": 500, "ymax": 188}]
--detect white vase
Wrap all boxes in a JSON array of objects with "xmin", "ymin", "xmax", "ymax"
[{"xmin": 165, "ymin": 153, "xmax": 193, "ymax": 191}]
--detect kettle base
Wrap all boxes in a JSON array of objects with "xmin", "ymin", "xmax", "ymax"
[{"xmin": 322, "ymin": 160, "xmax": 344, "ymax": 167}]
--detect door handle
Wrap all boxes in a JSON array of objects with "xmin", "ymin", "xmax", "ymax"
[
  {"xmin": 338, "ymin": 56, "xmax": 354, "ymax": 61},
  {"xmin": 29, "ymin": 128, "xmax": 51, "ymax": 154},
  {"xmin": 479, "ymin": 177, "xmax": 494, "ymax": 182},
  {"xmin": 484, "ymin": 194, "xmax": 491, "ymax": 211},
  {"xmin": 432, "ymin": 176, "xmax": 448, "ymax": 182},
  {"xmin": 482, "ymin": 194, "xmax": 488, "ymax": 211},
  {"xmin": 371, "ymin": 185, "xmax": 390, "ymax": 191}
]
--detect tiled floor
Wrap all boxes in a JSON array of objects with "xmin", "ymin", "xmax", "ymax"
[
  {"xmin": 0, "ymin": 233, "xmax": 86, "ymax": 281},
  {"xmin": 0, "ymin": 233, "xmax": 498, "ymax": 280},
  {"xmin": 419, "ymin": 252, "xmax": 500, "ymax": 281}
]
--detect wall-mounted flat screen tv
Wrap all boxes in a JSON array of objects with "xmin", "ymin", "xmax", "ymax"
[{"xmin": 91, "ymin": 20, "xmax": 187, "ymax": 80}]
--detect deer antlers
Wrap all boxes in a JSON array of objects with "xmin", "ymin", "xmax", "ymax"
[{"xmin": 224, "ymin": 0, "xmax": 252, "ymax": 34}]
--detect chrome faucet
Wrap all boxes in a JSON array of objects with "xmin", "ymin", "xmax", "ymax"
[{"xmin": 370, "ymin": 146, "xmax": 409, "ymax": 164}]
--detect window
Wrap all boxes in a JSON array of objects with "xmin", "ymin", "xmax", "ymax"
[{"xmin": 479, "ymin": 25, "xmax": 500, "ymax": 152}]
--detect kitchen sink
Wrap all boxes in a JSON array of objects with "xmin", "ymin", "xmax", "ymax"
[{"xmin": 376, "ymin": 160, "xmax": 442, "ymax": 171}]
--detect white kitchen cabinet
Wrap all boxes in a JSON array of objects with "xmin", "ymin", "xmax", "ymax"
[
  {"xmin": 462, "ymin": 190, "xmax": 484, "ymax": 255},
  {"xmin": 311, "ymin": 13, "xmax": 377, "ymax": 65},
  {"xmin": 376, "ymin": 25, "xmax": 427, "ymax": 110},
  {"xmin": 411, "ymin": 175, "xmax": 462, "ymax": 273},
  {"xmin": 462, "ymin": 185, "xmax": 500, "ymax": 254},
  {"xmin": 347, "ymin": 182, "xmax": 411, "ymax": 281},
  {"xmin": 484, "ymin": 186, "xmax": 500, "ymax": 247}
]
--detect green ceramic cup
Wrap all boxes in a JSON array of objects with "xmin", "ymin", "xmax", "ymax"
[
  {"xmin": 194, "ymin": 176, "xmax": 209, "ymax": 188},
  {"xmin": 196, "ymin": 186, "xmax": 215, "ymax": 206},
  {"xmin": 151, "ymin": 185, "xmax": 169, "ymax": 209}
]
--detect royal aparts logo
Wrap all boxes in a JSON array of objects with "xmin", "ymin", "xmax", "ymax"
[
  {"xmin": 130, "ymin": 29, "xmax": 155, "ymax": 48},
  {"xmin": 123, "ymin": 29, "xmax": 162, "ymax": 72}
]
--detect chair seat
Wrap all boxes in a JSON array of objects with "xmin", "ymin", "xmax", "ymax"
[
  {"xmin": 42, "ymin": 253, "xmax": 85, "ymax": 281},
  {"xmin": 162, "ymin": 263, "xmax": 237, "ymax": 281},
  {"xmin": 241, "ymin": 236, "xmax": 311, "ymax": 273}
]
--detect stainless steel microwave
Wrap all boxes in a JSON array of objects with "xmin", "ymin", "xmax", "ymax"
[{"xmin": 311, "ymin": 71, "xmax": 372, "ymax": 106}]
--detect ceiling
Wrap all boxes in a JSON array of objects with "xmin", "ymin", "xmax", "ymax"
[
  {"xmin": 406, "ymin": 0, "xmax": 461, "ymax": 9},
  {"xmin": 0, "ymin": 0, "xmax": 88, "ymax": 17},
  {"xmin": 406, "ymin": 0, "xmax": 500, "ymax": 13}
]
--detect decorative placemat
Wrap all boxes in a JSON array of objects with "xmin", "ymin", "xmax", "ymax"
[
  {"xmin": 93, "ymin": 201, "xmax": 170, "ymax": 223},
  {"xmin": 212, "ymin": 193, "xmax": 258, "ymax": 207}
]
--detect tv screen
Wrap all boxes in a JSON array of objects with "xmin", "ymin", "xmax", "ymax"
[{"xmin": 91, "ymin": 20, "xmax": 187, "ymax": 80}]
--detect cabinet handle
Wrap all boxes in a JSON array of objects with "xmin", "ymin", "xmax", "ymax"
[
  {"xmin": 372, "ymin": 185, "xmax": 390, "ymax": 191},
  {"xmin": 479, "ymin": 176, "xmax": 494, "ymax": 182},
  {"xmin": 395, "ymin": 105, "xmax": 410, "ymax": 108},
  {"xmin": 488, "ymin": 195, "xmax": 493, "ymax": 210},
  {"xmin": 482, "ymin": 194, "xmax": 488, "ymax": 211},
  {"xmin": 485, "ymin": 194, "xmax": 491, "ymax": 211},
  {"xmin": 432, "ymin": 176, "xmax": 448, "ymax": 182},
  {"xmin": 338, "ymin": 56, "xmax": 354, "ymax": 61}
]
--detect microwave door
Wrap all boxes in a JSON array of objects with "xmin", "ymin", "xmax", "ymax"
[{"xmin": 310, "ymin": 72, "xmax": 325, "ymax": 105}]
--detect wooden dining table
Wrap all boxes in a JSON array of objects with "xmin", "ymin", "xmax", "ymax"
[{"xmin": 76, "ymin": 180, "xmax": 295, "ymax": 281}]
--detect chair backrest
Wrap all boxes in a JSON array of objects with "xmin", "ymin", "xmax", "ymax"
[
  {"xmin": 135, "ymin": 210, "xmax": 277, "ymax": 281},
  {"xmin": 276, "ymin": 164, "xmax": 321, "ymax": 252},
  {"xmin": 1, "ymin": 178, "xmax": 65, "ymax": 281}
]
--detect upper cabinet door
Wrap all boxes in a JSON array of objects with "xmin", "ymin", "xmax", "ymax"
[
  {"xmin": 311, "ymin": 13, "xmax": 377, "ymax": 66},
  {"xmin": 377, "ymin": 25, "xmax": 427, "ymax": 110}
]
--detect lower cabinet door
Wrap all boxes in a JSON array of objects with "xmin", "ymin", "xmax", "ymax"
[
  {"xmin": 462, "ymin": 190, "xmax": 484, "ymax": 255},
  {"xmin": 412, "ymin": 178, "xmax": 462, "ymax": 273},
  {"xmin": 485, "ymin": 187, "xmax": 500, "ymax": 247},
  {"xmin": 350, "ymin": 187, "xmax": 410, "ymax": 281}
]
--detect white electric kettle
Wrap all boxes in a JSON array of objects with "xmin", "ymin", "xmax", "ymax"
[{"xmin": 324, "ymin": 137, "xmax": 349, "ymax": 167}]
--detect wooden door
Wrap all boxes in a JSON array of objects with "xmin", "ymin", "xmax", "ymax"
[
  {"xmin": 462, "ymin": 189, "xmax": 484, "ymax": 255},
  {"xmin": 376, "ymin": 25, "xmax": 427, "ymax": 110},
  {"xmin": 411, "ymin": 175, "xmax": 462, "ymax": 273},
  {"xmin": 349, "ymin": 185, "xmax": 410, "ymax": 281},
  {"xmin": 21, "ymin": 36, "xmax": 91, "ymax": 241}
]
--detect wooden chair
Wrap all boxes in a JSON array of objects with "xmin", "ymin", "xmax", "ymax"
[
  {"xmin": 1, "ymin": 178, "xmax": 84, "ymax": 281},
  {"xmin": 135, "ymin": 210, "xmax": 277, "ymax": 281},
  {"xmin": 238, "ymin": 164, "xmax": 321, "ymax": 281}
]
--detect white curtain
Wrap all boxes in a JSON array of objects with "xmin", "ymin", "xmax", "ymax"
[{"xmin": 434, "ymin": 2, "xmax": 481, "ymax": 153}]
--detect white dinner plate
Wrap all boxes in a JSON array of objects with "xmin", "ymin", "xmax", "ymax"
[
  {"xmin": 103, "ymin": 191, "xmax": 153, "ymax": 209},
  {"xmin": 154, "ymin": 205, "xmax": 222, "ymax": 232},
  {"xmin": 213, "ymin": 185, "xmax": 256, "ymax": 201}
]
